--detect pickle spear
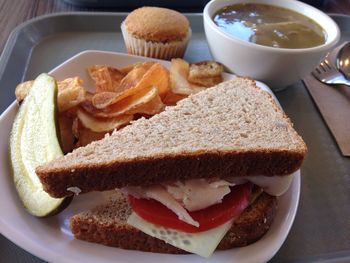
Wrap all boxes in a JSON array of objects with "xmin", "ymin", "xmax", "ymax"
[{"xmin": 10, "ymin": 73, "xmax": 70, "ymax": 217}]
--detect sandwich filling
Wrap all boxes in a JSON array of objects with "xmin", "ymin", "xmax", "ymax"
[
  {"xmin": 123, "ymin": 173, "xmax": 295, "ymax": 257},
  {"xmin": 123, "ymin": 178, "xmax": 236, "ymax": 227},
  {"xmin": 123, "ymin": 173, "xmax": 294, "ymax": 229},
  {"xmin": 127, "ymin": 182, "xmax": 252, "ymax": 232}
]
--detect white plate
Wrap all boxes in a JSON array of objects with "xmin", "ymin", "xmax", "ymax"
[{"xmin": 0, "ymin": 51, "xmax": 300, "ymax": 263}]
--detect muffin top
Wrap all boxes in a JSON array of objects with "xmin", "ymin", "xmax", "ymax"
[{"xmin": 124, "ymin": 7, "xmax": 190, "ymax": 42}]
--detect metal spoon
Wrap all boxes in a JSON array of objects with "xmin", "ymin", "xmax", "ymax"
[{"xmin": 336, "ymin": 42, "xmax": 350, "ymax": 79}]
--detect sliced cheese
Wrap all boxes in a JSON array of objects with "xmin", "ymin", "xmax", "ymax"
[
  {"xmin": 127, "ymin": 212, "xmax": 233, "ymax": 258},
  {"xmin": 243, "ymin": 173, "xmax": 295, "ymax": 196}
]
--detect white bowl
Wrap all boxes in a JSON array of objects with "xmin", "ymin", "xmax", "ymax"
[{"xmin": 203, "ymin": 0, "xmax": 341, "ymax": 90}]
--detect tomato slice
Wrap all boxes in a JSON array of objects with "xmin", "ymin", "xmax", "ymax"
[{"xmin": 129, "ymin": 183, "xmax": 252, "ymax": 233}]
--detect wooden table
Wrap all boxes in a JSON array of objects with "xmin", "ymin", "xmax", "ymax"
[{"xmin": 0, "ymin": 0, "xmax": 349, "ymax": 262}]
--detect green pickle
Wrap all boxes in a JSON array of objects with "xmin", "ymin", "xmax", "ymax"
[{"xmin": 9, "ymin": 73, "xmax": 70, "ymax": 217}]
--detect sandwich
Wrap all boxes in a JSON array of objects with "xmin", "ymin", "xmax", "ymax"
[{"xmin": 36, "ymin": 77, "xmax": 307, "ymax": 257}]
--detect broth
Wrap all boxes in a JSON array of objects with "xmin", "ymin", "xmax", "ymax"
[{"xmin": 213, "ymin": 3, "xmax": 326, "ymax": 49}]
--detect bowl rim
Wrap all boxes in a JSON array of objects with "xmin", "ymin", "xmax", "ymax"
[{"xmin": 203, "ymin": 0, "xmax": 341, "ymax": 54}]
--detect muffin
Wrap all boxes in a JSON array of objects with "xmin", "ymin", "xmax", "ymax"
[{"xmin": 121, "ymin": 7, "xmax": 191, "ymax": 60}]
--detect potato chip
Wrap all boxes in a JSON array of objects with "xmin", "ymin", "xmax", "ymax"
[
  {"xmin": 109, "ymin": 67, "xmax": 126, "ymax": 86},
  {"xmin": 188, "ymin": 76, "xmax": 223, "ymax": 88},
  {"xmin": 140, "ymin": 61, "xmax": 158, "ymax": 71},
  {"xmin": 118, "ymin": 62, "xmax": 143, "ymax": 74},
  {"xmin": 74, "ymin": 124, "xmax": 106, "ymax": 148},
  {"xmin": 114, "ymin": 63, "xmax": 170, "ymax": 103},
  {"xmin": 88, "ymin": 66, "xmax": 112, "ymax": 92},
  {"xmin": 63, "ymin": 106, "xmax": 80, "ymax": 119},
  {"xmin": 72, "ymin": 117, "xmax": 79, "ymax": 139},
  {"xmin": 77, "ymin": 109, "xmax": 133, "ymax": 132},
  {"xmin": 57, "ymin": 77, "xmax": 87, "ymax": 112},
  {"xmin": 91, "ymin": 91, "xmax": 118, "ymax": 109},
  {"xmin": 90, "ymin": 63, "xmax": 169, "ymax": 109},
  {"xmin": 88, "ymin": 66, "xmax": 151, "ymax": 109},
  {"xmin": 139, "ymin": 63, "xmax": 170, "ymax": 97},
  {"xmin": 188, "ymin": 61, "xmax": 224, "ymax": 79},
  {"xmin": 80, "ymin": 100, "xmax": 98, "ymax": 115},
  {"xmin": 126, "ymin": 92, "xmax": 165, "ymax": 115},
  {"xmin": 84, "ymin": 86, "xmax": 159, "ymax": 118},
  {"xmin": 170, "ymin": 59, "xmax": 206, "ymax": 95},
  {"xmin": 162, "ymin": 91, "xmax": 187, "ymax": 106},
  {"xmin": 119, "ymin": 61, "xmax": 156, "ymax": 74},
  {"xmin": 15, "ymin": 80, "xmax": 34, "ymax": 103},
  {"xmin": 58, "ymin": 77, "xmax": 83, "ymax": 91},
  {"xmin": 118, "ymin": 66, "xmax": 148, "ymax": 94},
  {"xmin": 107, "ymin": 87, "xmax": 159, "ymax": 115},
  {"xmin": 88, "ymin": 65, "xmax": 125, "ymax": 92},
  {"xmin": 23, "ymin": 59, "xmax": 224, "ymax": 152},
  {"xmin": 58, "ymin": 114, "xmax": 75, "ymax": 154},
  {"xmin": 188, "ymin": 61, "xmax": 224, "ymax": 87}
]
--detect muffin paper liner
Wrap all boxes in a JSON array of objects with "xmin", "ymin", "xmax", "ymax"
[{"xmin": 121, "ymin": 23, "xmax": 191, "ymax": 60}]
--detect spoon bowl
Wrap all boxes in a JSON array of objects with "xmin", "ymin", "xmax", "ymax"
[{"xmin": 337, "ymin": 42, "xmax": 350, "ymax": 78}]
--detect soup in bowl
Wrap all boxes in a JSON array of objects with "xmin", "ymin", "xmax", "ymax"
[{"xmin": 204, "ymin": 0, "xmax": 340, "ymax": 90}]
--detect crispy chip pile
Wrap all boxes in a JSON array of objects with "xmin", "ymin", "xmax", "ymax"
[
  {"xmin": 15, "ymin": 81, "xmax": 34, "ymax": 103},
  {"xmin": 15, "ymin": 59, "xmax": 224, "ymax": 152}
]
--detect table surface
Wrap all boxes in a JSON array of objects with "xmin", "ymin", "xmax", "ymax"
[
  {"xmin": 1, "ymin": 0, "xmax": 350, "ymax": 56},
  {"xmin": 0, "ymin": 0, "xmax": 349, "ymax": 263}
]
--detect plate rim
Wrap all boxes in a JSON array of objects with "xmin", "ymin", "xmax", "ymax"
[{"xmin": 0, "ymin": 50, "xmax": 300, "ymax": 263}]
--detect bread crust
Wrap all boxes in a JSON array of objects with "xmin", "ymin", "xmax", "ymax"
[
  {"xmin": 36, "ymin": 78, "xmax": 307, "ymax": 198},
  {"xmin": 37, "ymin": 150, "xmax": 304, "ymax": 198},
  {"xmin": 70, "ymin": 192, "xmax": 277, "ymax": 253}
]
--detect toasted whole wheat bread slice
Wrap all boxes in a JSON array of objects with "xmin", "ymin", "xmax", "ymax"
[
  {"xmin": 70, "ymin": 191, "xmax": 277, "ymax": 253},
  {"xmin": 37, "ymin": 77, "xmax": 307, "ymax": 198}
]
